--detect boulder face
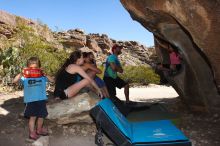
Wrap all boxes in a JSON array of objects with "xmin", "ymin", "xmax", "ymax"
[
  {"xmin": 47, "ymin": 92, "xmax": 100, "ymax": 125},
  {"xmin": 120, "ymin": 0, "xmax": 220, "ymax": 111},
  {"xmin": 57, "ymin": 29, "xmax": 87, "ymax": 49}
]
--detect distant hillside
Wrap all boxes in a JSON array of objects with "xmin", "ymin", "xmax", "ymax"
[{"xmin": 0, "ymin": 10, "xmax": 157, "ymax": 77}]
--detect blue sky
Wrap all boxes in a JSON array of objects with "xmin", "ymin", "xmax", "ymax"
[{"xmin": 0, "ymin": 0, "xmax": 154, "ymax": 46}]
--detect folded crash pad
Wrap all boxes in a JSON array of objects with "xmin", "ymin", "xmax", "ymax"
[{"xmin": 90, "ymin": 98, "xmax": 191, "ymax": 146}]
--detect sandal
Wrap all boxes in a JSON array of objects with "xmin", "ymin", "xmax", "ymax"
[
  {"xmin": 37, "ymin": 127, "xmax": 49, "ymax": 136},
  {"xmin": 29, "ymin": 131, "xmax": 40, "ymax": 140}
]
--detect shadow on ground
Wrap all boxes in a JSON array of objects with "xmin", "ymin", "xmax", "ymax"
[{"xmin": 0, "ymin": 91, "xmax": 220, "ymax": 146}]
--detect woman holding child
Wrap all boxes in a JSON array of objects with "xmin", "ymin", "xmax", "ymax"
[
  {"xmin": 54, "ymin": 50, "xmax": 103, "ymax": 99},
  {"xmin": 82, "ymin": 52, "xmax": 110, "ymax": 98}
]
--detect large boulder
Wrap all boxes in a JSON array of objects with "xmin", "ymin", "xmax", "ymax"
[
  {"xmin": 47, "ymin": 92, "xmax": 100, "ymax": 124},
  {"xmin": 120, "ymin": 0, "xmax": 220, "ymax": 111},
  {"xmin": 57, "ymin": 29, "xmax": 87, "ymax": 49},
  {"xmin": 86, "ymin": 38, "xmax": 102, "ymax": 52}
]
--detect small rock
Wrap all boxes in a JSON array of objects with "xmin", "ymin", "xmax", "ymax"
[
  {"xmin": 189, "ymin": 130, "xmax": 197, "ymax": 136},
  {"xmin": 204, "ymin": 140, "xmax": 208, "ymax": 144},
  {"xmin": 11, "ymin": 125, "xmax": 16, "ymax": 128},
  {"xmin": 213, "ymin": 114, "xmax": 219, "ymax": 118},
  {"xmin": 69, "ymin": 128, "xmax": 75, "ymax": 134},
  {"xmin": 63, "ymin": 126, "xmax": 68, "ymax": 129},
  {"xmin": 32, "ymin": 136, "xmax": 49, "ymax": 146},
  {"xmin": 26, "ymin": 138, "xmax": 35, "ymax": 143},
  {"xmin": 19, "ymin": 112, "xmax": 24, "ymax": 117},
  {"xmin": 48, "ymin": 129, "xmax": 52, "ymax": 134},
  {"xmin": 92, "ymin": 132, "xmax": 96, "ymax": 136},
  {"xmin": 81, "ymin": 130, "xmax": 88, "ymax": 135},
  {"xmin": 190, "ymin": 139, "xmax": 197, "ymax": 146}
]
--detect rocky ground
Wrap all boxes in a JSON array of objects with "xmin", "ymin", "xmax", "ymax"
[{"xmin": 0, "ymin": 85, "xmax": 220, "ymax": 146}]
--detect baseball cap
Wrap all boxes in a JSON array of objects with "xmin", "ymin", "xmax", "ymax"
[{"xmin": 111, "ymin": 44, "xmax": 123, "ymax": 52}]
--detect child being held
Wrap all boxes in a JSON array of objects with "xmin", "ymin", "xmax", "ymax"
[{"xmin": 13, "ymin": 57, "xmax": 54, "ymax": 140}]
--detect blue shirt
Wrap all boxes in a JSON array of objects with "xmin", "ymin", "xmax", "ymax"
[
  {"xmin": 104, "ymin": 54, "xmax": 121, "ymax": 79},
  {"xmin": 20, "ymin": 76, "xmax": 48, "ymax": 103}
]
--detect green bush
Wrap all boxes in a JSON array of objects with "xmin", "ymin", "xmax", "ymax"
[
  {"xmin": 0, "ymin": 45, "xmax": 68, "ymax": 77},
  {"xmin": 0, "ymin": 21, "xmax": 68, "ymax": 77},
  {"xmin": 20, "ymin": 42, "xmax": 68, "ymax": 75},
  {"xmin": 119, "ymin": 66, "xmax": 160, "ymax": 85},
  {"xmin": 0, "ymin": 47, "xmax": 22, "ymax": 76},
  {"xmin": 96, "ymin": 65, "xmax": 160, "ymax": 85}
]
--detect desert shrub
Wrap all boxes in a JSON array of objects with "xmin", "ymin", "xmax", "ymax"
[
  {"xmin": 96, "ymin": 65, "xmax": 160, "ymax": 85},
  {"xmin": 20, "ymin": 42, "xmax": 68, "ymax": 75},
  {"xmin": 0, "ymin": 47, "xmax": 22, "ymax": 76},
  {"xmin": 0, "ymin": 45, "xmax": 68, "ymax": 77},
  {"xmin": 0, "ymin": 21, "xmax": 68, "ymax": 77},
  {"xmin": 119, "ymin": 66, "xmax": 160, "ymax": 85}
]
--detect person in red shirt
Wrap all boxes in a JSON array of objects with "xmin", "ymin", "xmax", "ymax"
[{"xmin": 169, "ymin": 45, "xmax": 181, "ymax": 72}]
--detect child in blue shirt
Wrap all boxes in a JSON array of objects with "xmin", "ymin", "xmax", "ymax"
[{"xmin": 13, "ymin": 57, "xmax": 54, "ymax": 140}]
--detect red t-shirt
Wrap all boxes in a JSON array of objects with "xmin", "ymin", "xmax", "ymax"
[{"xmin": 170, "ymin": 52, "xmax": 180, "ymax": 65}]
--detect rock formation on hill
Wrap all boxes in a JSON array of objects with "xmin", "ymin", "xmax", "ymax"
[
  {"xmin": 0, "ymin": 10, "xmax": 155, "ymax": 69},
  {"xmin": 120, "ymin": 0, "xmax": 220, "ymax": 111},
  {"xmin": 0, "ymin": 10, "xmax": 54, "ymax": 42},
  {"xmin": 53, "ymin": 29, "xmax": 156, "ymax": 66}
]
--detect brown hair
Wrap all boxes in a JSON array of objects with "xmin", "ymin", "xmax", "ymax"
[
  {"xmin": 27, "ymin": 57, "xmax": 41, "ymax": 67},
  {"xmin": 111, "ymin": 44, "xmax": 123, "ymax": 53},
  {"xmin": 82, "ymin": 52, "xmax": 94, "ymax": 58},
  {"xmin": 55, "ymin": 50, "xmax": 82, "ymax": 79}
]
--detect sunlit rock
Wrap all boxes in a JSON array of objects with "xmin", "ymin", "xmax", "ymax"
[
  {"xmin": 120, "ymin": 0, "xmax": 220, "ymax": 111},
  {"xmin": 47, "ymin": 92, "xmax": 100, "ymax": 124}
]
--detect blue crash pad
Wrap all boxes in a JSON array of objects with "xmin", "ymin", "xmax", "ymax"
[{"xmin": 97, "ymin": 98, "xmax": 191, "ymax": 145}]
